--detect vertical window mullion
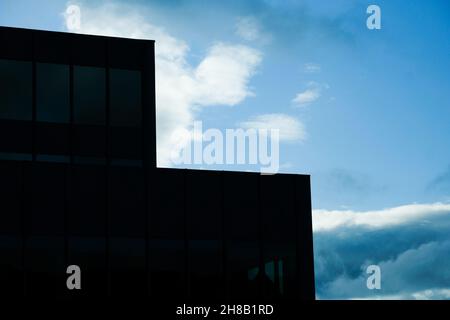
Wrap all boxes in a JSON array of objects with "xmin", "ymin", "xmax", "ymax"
[
  {"xmin": 105, "ymin": 46, "xmax": 111, "ymax": 296},
  {"xmin": 31, "ymin": 61, "xmax": 36, "ymax": 162}
]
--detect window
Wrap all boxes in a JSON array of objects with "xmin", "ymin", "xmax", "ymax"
[
  {"xmin": 260, "ymin": 175, "xmax": 298, "ymax": 299},
  {"xmin": 74, "ymin": 66, "xmax": 106, "ymax": 125},
  {"xmin": 35, "ymin": 154, "xmax": 69, "ymax": 163},
  {"xmin": 36, "ymin": 63, "xmax": 70, "ymax": 156},
  {"xmin": 109, "ymin": 237, "xmax": 146, "ymax": 296},
  {"xmin": 149, "ymin": 169, "xmax": 187, "ymax": 299},
  {"xmin": 189, "ymin": 240, "xmax": 223, "ymax": 299},
  {"xmin": 186, "ymin": 170, "xmax": 224, "ymax": 299},
  {"xmin": 25, "ymin": 162, "xmax": 66, "ymax": 296},
  {"xmin": 109, "ymin": 69, "xmax": 143, "ymax": 162},
  {"xmin": 223, "ymin": 172, "xmax": 260, "ymax": 298},
  {"xmin": 0, "ymin": 152, "xmax": 31, "ymax": 161},
  {"xmin": 26, "ymin": 163, "xmax": 65, "ymax": 237},
  {"xmin": 69, "ymin": 166, "xmax": 107, "ymax": 237},
  {"xmin": 149, "ymin": 239, "xmax": 186, "ymax": 299},
  {"xmin": 68, "ymin": 237, "xmax": 106, "ymax": 296},
  {"xmin": 26, "ymin": 236, "xmax": 65, "ymax": 296},
  {"xmin": 73, "ymin": 66, "xmax": 106, "ymax": 160},
  {"xmin": 109, "ymin": 69, "xmax": 141, "ymax": 127},
  {"xmin": 0, "ymin": 161, "xmax": 23, "ymax": 296},
  {"xmin": 36, "ymin": 63, "xmax": 69, "ymax": 123},
  {"xmin": 109, "ymin": 166, "xmax": 145, "ymax": 238},
  {"xmin": 0, "ymin": 163, "xmax": 22, "ymax": 236},
  {"xmin": 68, "ymin": 165, "xmax": 107, "ymax": 295},
  {"xmin": 109, "ymin": 166, "xmax": 146, "ymax": 296},
  {"xmin": 187, "ymin": 170, "xmax": 222, "ymax": 240},
  {"xmin": 0, "ymin": 59, "xmax": 32, "ymax": 120},
  {"xmin": 0, "ymin": 59, "xmax": 33, "ymax": 156},
  {"xmin": 150, "ymin": 169, "xmax": 185, "ymax": 239}
]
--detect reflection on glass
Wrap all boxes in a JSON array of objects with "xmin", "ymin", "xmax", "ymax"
[
  {"xmin": 0, "ymin": 152, "xmax": 32, "ymax": 161},
  {"xmin": 36, "ymin": 63, "xmax": 70, "ymax": 123},
  {"xmin": 149, "ymin": 239, "xmax": 186, "ymax": 298},
  {"xmin": 110, "ymin": 69, "xmax": 141, "ymax": 127},
  {"xmin": 68, "ymin": 237, "xmax": 106, "ymax": 295},
  {"xmin": 0, "ymin": 59, "xmax": 32, "ymax": 120},
  {"xmin": 74, "ymin": 66, "xmax": 106, "ymax": 125},
  {"xmin": 264, "ymin": 259, "xmax": 283, "ymax": 295},
  {"xmin": 36, "ymin": 154, "xmax": 70, "ymax": 163}
]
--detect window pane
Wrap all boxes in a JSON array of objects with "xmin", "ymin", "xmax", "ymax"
[
  {"xmin": 150, "ymin": 169, "xmax": 187, "ymax": 299},
  {"xmin": 223, "ymin": 172, "xmax": 260, "ymax": 299},
  {"xmin": 73, "ymin": 66, "xmax": 106, "ymax": 159},
  {"xmin": 35, "ymin": 122, "xmax": 70, "ymax": 156},
  {"xmin": 187, "ymin": 170, "xmax": 222, "ymax": 240},
  {"xmin": 0, "ymin": 161, "xmax": 23, "ymax": 296},
  {"xmin": 0, "ymin": 152, "xmax": 31, "ymax": 161},
  {"xmin": 186, "ymin": 170, "xmax": 224, "ymax": 299},
  {"xmin": 26, "ymin": 163, "xmax": 65, "ymax": 237},
  {"xmin": 0, "ymin": 59, "xmax": 32, "ymax": 120},
  {"xmin": 149, "ymin": 240, "xmax": 186, "ymax": 299},
  {"xmin": 74, "ymin": 66, "xmax": 106, "ymax": 125},
  {"xmin": 70, "ymin": 165, "xmax": 107, "ymax": 237},
  {"xmin": 150, "ymin": 168, "xmax": 185, "ymax": 239},
  {"xmin": 24, "ymin": 162, "xmax": 66, "ymax": 296},
  {"xmin": 109, "ymin": 166, "xmax": 145, "ymax": 238},
  {"xmin": 36, "ymin": 63, "xmax": 69, "ymax": 123},
  {"xmin": 0, "ymin": 60, "xmax": 32, "ymax": 154},
  {"xmin": 189, "ymin": 240, "xmax": 222, "ymax": 299},
  {"xmin": 26, "ymin": 236, "xmax": 65, "ymax": 296},
  {"xmin": 109, "ymin": 126, "xmax": 142, "ymax": 161},
  {"xmin": 109, "ymin": 238, "xmax": 146, "ymax": 296},
  {"xmin": 68, "ymin": 237, "xmax": 106, "ymax": 296},
  {"xmin": 109, "ymin": 69, "xmax": 142, "ymax": 161},
  {"xmin": 110, "ymin": 69, "xmax": 141, "ymax": 127},
  {"xmin": 109, "ymin": 166, "xmax": 146, "ymax": 296},
  {"xmin": 260, "ymin": 175, "xmax": 298, "ymax": 299},
  {"xmin": 69, "ymin": 165, "xmax": 107, "ymax": 296}
]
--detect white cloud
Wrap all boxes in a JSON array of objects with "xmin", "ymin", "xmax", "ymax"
[
  {"xmin": 348, "ymin": 288, "xmax": 450, "ymax": 300},
  {"xmin": 410, "ymin": 288, "xmax": 450, "ymax": 300},
  {"xmin": 292, "ymin": 82, "xmax": 326, "ymax": 106},
  {"xmin": 63, "ymin": 2, "xmax": 262, "ymax": 167},
  {"xmin": 239, "ymin": 113, "xmax": 306, "ymax": 142},
  {"xmin": 313, "ymin": 202, "xmax": 450, "ymax": 232},
  {"xmin": 235, "ymin": 16, "xmax": 261, "ymax": 41},
  {"xmin": 304, "ymin": 63, "xmax": 321, "ymax": 73},
  {"xmin": 192, "ymin": 43, "xmax": 262, "ymax": 106}
]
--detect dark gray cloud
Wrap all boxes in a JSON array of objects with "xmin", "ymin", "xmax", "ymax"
[{"xmin": 314, "ymin": 207, "xmax": 450, "ymax": 299}]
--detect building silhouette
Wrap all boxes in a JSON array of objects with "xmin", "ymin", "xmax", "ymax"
[{"xmin": 0, "ymin": 26, "xmax": 315, "ymax": 300}]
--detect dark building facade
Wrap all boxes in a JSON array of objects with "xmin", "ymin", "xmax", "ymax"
[{"xmin": 0, "ymin": 26, "xmax": 315, "ymax": 301}]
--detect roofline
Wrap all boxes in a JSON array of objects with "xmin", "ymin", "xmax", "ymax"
[
  {"xmin": 156, "ymin": 167, "xmax": 311, "ymax": 178},
  {"xmin": 0, "ymin": 25, "xmax": 155, "ymax": 43}
]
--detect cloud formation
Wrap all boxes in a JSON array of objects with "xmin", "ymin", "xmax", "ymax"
[
  {"xmin": 192, "ymin": 43, "xmax": 262, "ymax": 106},
  {"xmin": 313, "ymin": 202, "xmax": 450, "ymax": 299},
  {"xmin": 235, "ymin": 16, "xmax": 262, "ymax": 42},
  {"xmin": 64, "ymin": 2, "xmax": 262, "ymax": 167},
  {"xmin": 313, "ymin": 202, "xmax": 450, "ymax": 232},
  {"xmin": 292, "ymin": 82, "xmax": 327, "ymax": 106},
  {"xmin": 239, "ymin": 113, "xmax": 306, "ymax": 142},
  {"xmin": 303, "ymin": 63, "xmax": 321, "ymax": 73},
  {"xmin": 321, "ymin": 240, "xmax": 450, "ymax": 300}
]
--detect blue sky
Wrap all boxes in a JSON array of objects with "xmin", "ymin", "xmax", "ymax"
[{"xmin": 1, "ymin": 0, "xmax": 449, "ymax": 299}]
